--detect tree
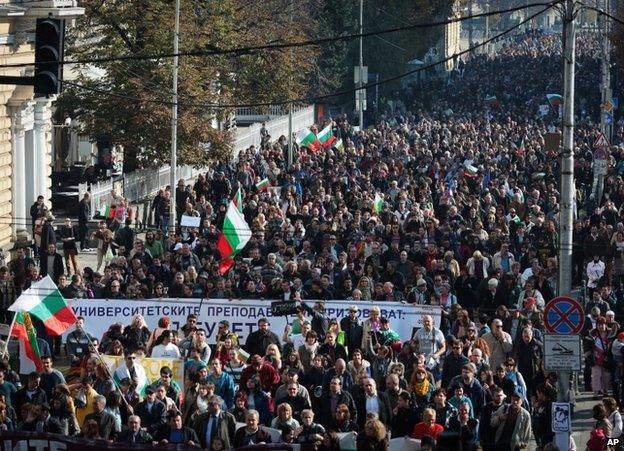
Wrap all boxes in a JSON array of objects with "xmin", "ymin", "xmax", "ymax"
[{"xmin": 59, "ymin": 0, "xmax": 318, "ymax": 170}]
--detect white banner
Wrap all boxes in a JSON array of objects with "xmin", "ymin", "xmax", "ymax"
[{"xmin": 67, "ymin": 298, "xmax": 441, "ymax": 345}]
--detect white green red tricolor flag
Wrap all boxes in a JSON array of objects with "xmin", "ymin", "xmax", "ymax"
[
  {"xmin": 317, "ymin": 124, "xmax": 335, "ymax": 149},
  {"xmin": 484, "ymin": 95, "xmax": 500, "ymax": 108},
  {"xmin": 8, "ymin": 276, "xmax": 77, "ymax": 336},
  {"xmin": 546, "ymin": 93, "xmax": 563, "ymax": 107},
  {"xmin": 296, "ymin": 127, "xmax": 321, "ymax": 151},
  {"xmin": 216, "ymin": 188, "xmax": 252, "ymax": 274},
  {"xmin": 255, "ymin": 178, "xmax": 270, "ymax": 192},
  {"xmin": 373, "ymin": 193, "xmax": 384, "ymax": 214},
  {"xmin": 12, "ymin": 312, "xmax": 44, "ymax": 373},
  {"xmin": 333, "ymin": 139, "xmax": 344, "ymax": 152}
]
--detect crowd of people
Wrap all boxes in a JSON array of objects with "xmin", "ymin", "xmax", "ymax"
[{"xmin": 0, "ymin": 26, "xmax": 623, "ymax": 451}]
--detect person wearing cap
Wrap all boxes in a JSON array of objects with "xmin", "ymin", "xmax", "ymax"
[
  {"xmin": 515, "ymin": 279, "xmax": 545, "ymax": 310},
  {"xmin": 490, "ymin": 390, "xmax": 532, "ymax": 450},
  {"xmin": 407, "ymin": 277, "xmax": 430, "ymax": 304},
  {"xmin": 133, "ymin": 385, "xmax": 167, "ymax": 435},
  {"xmin": 584, "ymin": 316, "xmax": 614, "ymax": 396},
  {"xmin": 340, "ymin": 305, "xmax": 364, "ymax": 359}
]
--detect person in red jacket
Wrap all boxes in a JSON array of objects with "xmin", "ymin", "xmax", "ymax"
[
  {"xmin": 239, "ymin": 355, "xmax": 281, "ymax": 394},
  {"xmin": 411, "ymin": 407, "xmax": 444, "ymax": 441}
]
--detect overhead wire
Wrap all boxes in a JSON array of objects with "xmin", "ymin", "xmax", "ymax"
[
  {"xmin": 62, "ymin": 2, "xmax": 557, "ymax": 110},
  {"xmin": 0, "ymin": 1, "xmax": 558, "ymax": 71}
]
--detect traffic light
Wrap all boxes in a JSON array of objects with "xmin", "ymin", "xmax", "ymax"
[{"xmin": 34, "ymin": 18, "xmax": 65, "ymax": 96}]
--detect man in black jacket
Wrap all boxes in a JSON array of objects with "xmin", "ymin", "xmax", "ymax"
[
  {"xmin": 192, "ymin": 395, "xmax": 237, "ymax": 449},
  {"xmin": 84, "ymin": 395, "xmax": 118, "ymax": 440},
  {"xmin": 300, "ymin": 300, "xmax": 329, "ymax": 341},
  {"xmin": 340, "ymin": 305, "xmax": 363, "ymax": 358},
  {"xmin": 134, "ymin": 387, "xmax": 167, "ymax": 435},
  {"xmin": 441, "ymin": 338, "xmax": 469, "ymax": 388},
  {"xmin": 354, "ymin": 378, "xmax": 392, "ymax": 428},
  {"xmin": 13, "ymin": 372, "xmax": 47, "ymax": 415},
  {"xmin": 244, "ymin": 317, "xmax": 281, "ymax": 357},
  {"xmin": 39, "ymin": 244, "xmax": 64, "ymax": 283},
  {"xmin": 318, "ymin": 376, "xmax": 357, "ymax": 427},
  {"xmin": 479, "ymin": 386, "xmax": 506, "ymax": 451},
  {"xmin": 78, "ymin": 192, "xmax": 91, "ymax": 251},
  {"xmin": 154, "ymin": 410, "xmax": 199, "ymax": 445},
  {"xmin": 318, "ymin": 331, "xmax": 348, "ymax": 363},
  {"xmin": 116, "ymin": 415, "xmax": 153, "ymax": 444}
]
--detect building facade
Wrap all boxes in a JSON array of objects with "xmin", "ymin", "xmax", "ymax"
[{"xmin": 0, "ymin": 0, "xmax": 82, "ymax": 248}]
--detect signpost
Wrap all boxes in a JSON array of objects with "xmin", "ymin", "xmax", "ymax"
[
  {"xmin": 544, "ymin": 296, "xmax": 584, "ymax": 451},
  {"xmin": 544, "ymin": 335, "xmax": 582, "ymax": 372}
]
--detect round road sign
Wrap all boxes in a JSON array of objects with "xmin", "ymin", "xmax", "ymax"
[{"xmin": 543, "ymin": 296, "xmax": 585, "ymax": 335}]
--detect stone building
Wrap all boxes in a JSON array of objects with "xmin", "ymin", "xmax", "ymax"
[{"xmin": 0, "ymin": 0, "xmax": 82, "ymax": 248}]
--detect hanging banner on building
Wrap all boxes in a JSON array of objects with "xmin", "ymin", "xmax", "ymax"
[{"xmin": 68, "ymin": 298, "xmax": 441, "ymax": 344}]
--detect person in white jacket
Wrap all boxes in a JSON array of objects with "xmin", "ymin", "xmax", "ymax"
[
  {"xmin": 466, "ymin": 250, "xmax": 490, "ymax": 281},
  {"xmin": 114, "ymin": 350, "xmax": 147, "ymax": 395}
]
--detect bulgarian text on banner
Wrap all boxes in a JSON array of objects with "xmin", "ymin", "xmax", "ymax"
[{"xmin": 68, "ymin": 298, "xmax": 441, "ymax": 344}]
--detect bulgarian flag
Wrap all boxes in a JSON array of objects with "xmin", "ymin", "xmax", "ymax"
[
  {"xmin": 11, "ymin": 312, "xmax": 44, "ymax": 373},
  {"xmin": 216, "ymin": 189, "xmax": 252, "ymax": 274},
  {"xmin": 8, "ymin": 276, "xmax": 77, "ymax": 336},
  {"xmin": 296, "ymin": 127, "xmax": 321, "ymax": 151},
  {"xmin": 255, "ymin": 178, "xmax": 270, "ymax": 192},
  {"xmin": 317, "ymin": 124, "xmax": 335, "ymax": 149},
  {"xmin": 484, "ymin": 95, "xmax": 500, "ymax": 108},
  {"xmin": 464, "ymin": 164, "xmax": 479, "ymax": 177},
  {"xmin": 373, "ymin": 193, "xmax": 384, "ymax": 214},
  {"xmin": 101, "ymin": 205, "xmax": 116, "ymax": 219},
  {"xmin": 514, "ymin": 138, "xmax": 525, "ymax": 156},
  {"xmin": 546, "ymin": 93, "xmax": 563, "ymax": 107},
  {"xmin": 333, "ymin": 139, "xmax": 344, "ymax": 151}
]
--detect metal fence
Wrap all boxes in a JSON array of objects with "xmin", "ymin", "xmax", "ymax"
[{"xmin": 78, "ymin": 105, "xmax": 316, "ymax": 213}]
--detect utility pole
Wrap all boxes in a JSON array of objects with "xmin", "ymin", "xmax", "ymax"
[
  {"xmin": 484, "ymin": 2, "xmax": 490, "ymax": 55},
  {"xmin": 170, "ymin": 0, "xmax": 180, "ymax": 232},
  {"xmin": 600, "ymin": 0, "xmax": 612, "ymax": 140},
  {"xmin": 358, "ymin": 0, "xmax": 364, "ymax": 131},
  {"xmin": 557, "ymin": 6, "xmax": 575, "ymax": 444},
  {"xmin": 287, "ymin": 0, "xmax": 293, "ymax": 169},
  {"xmin": 468, "ymin": 0, "xmax": 473, "ymax": 49}
]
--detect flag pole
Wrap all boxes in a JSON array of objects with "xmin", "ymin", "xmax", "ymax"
[
  {"xmin": 81, "ymin": 324, "xmax": 130, "ymax": 407},
  {"xmin": 0, "ymin": 313, "xmax": 18, "ymax": 358}
]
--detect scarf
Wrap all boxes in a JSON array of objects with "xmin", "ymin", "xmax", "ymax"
[{"xmin": 412, "ymin": 377, "xmax": 430, "ymax": 397}]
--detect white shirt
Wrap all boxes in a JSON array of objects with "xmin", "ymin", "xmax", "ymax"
[
  {"xmin": 587, "ymin": 260, "xmax": 606, "ymax": 288},
  {"xmin": 151, "ymin": 343, "xmax": 181, "ymax": 358}
]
